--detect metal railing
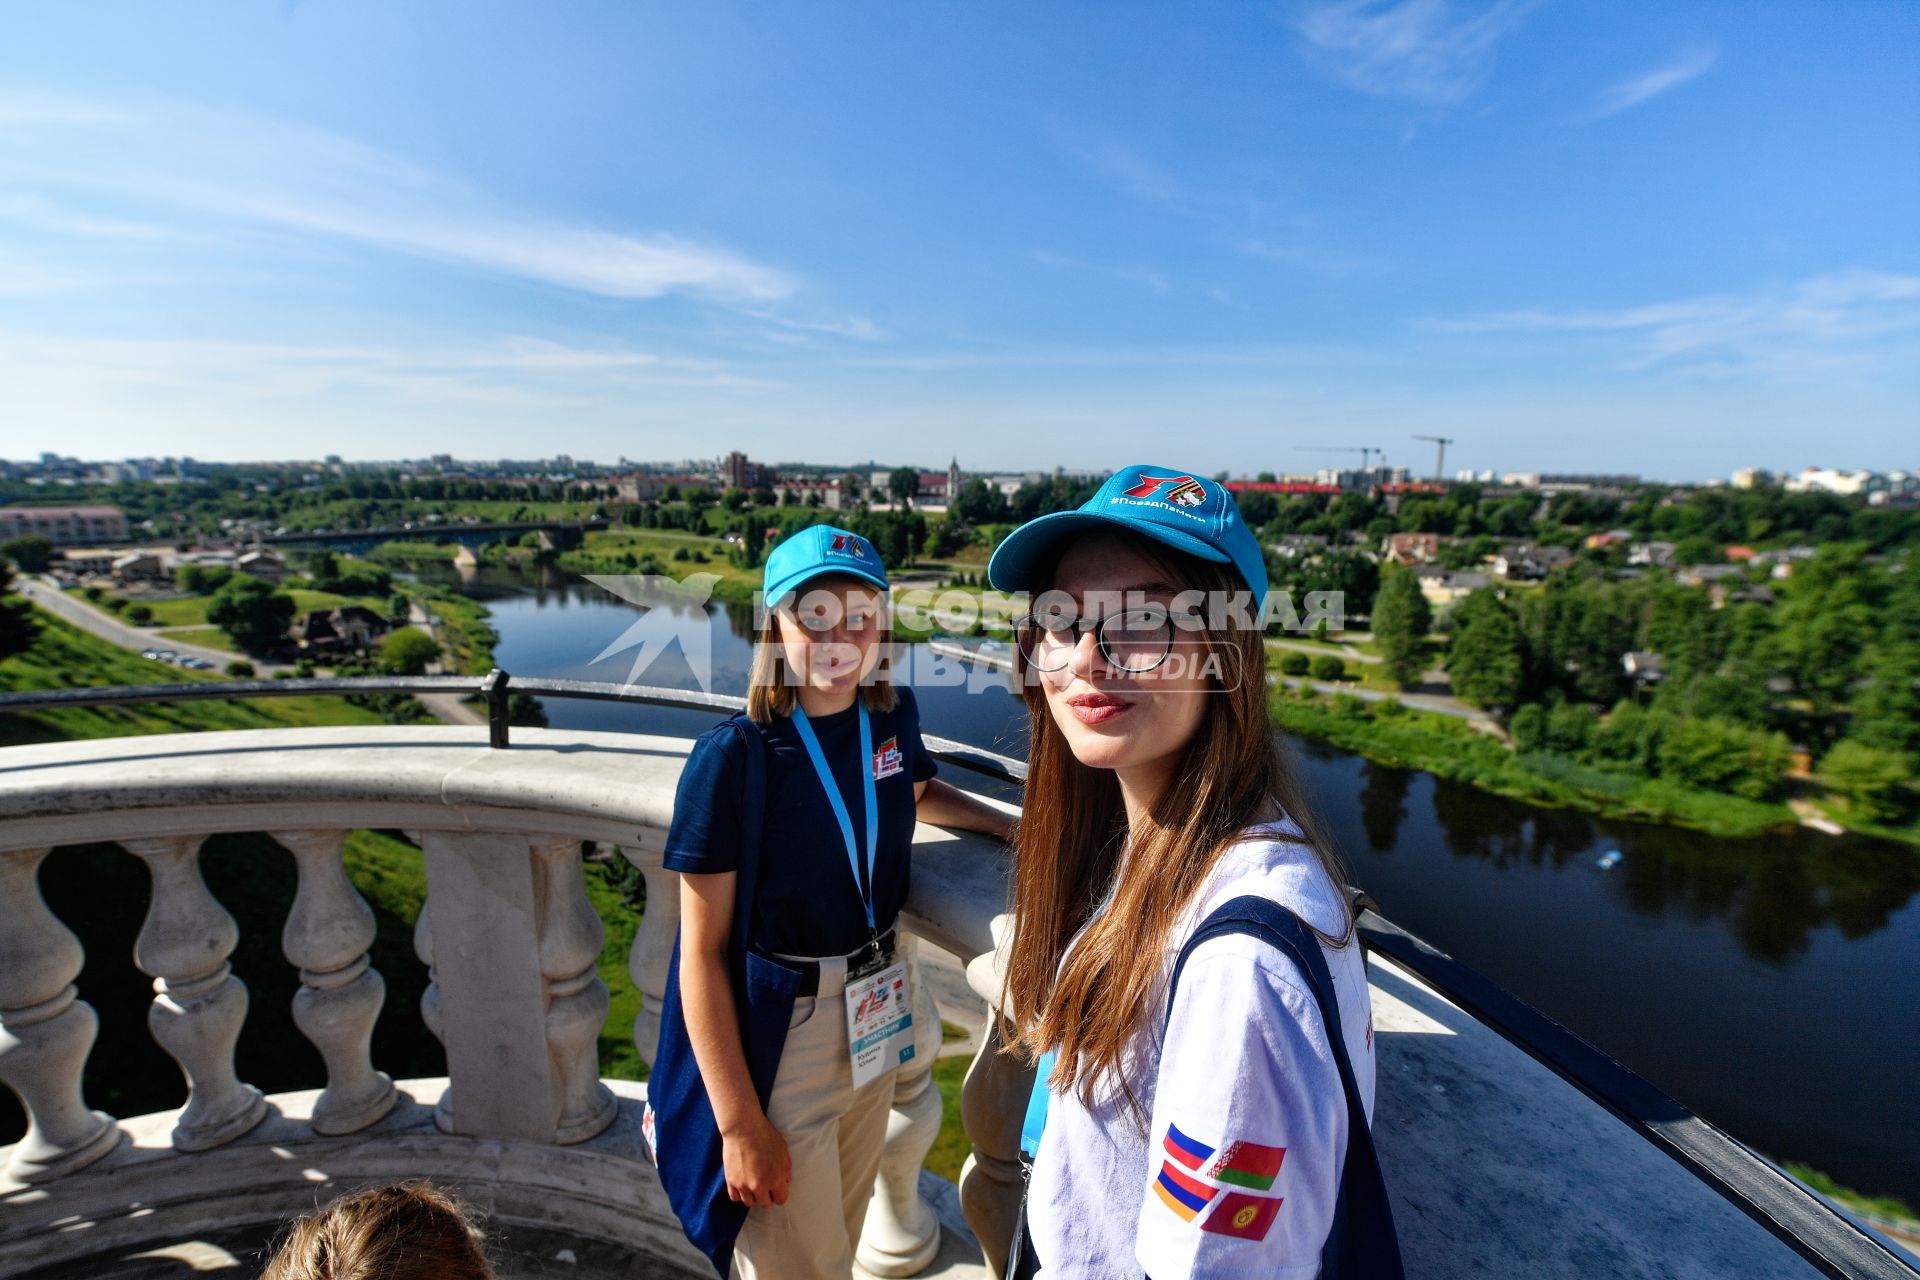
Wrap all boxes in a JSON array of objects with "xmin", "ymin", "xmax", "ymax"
[{"xmin": 1, "ymin": 671, "xmax": 1908, "ymax": 1279}]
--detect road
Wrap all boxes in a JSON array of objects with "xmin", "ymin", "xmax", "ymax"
[
  {"xmin": 1271, "ymin": 673, "xmax": 1498, "ymax": 729},
  {"xmin": 28, "ymin": 577, "xmax": 484, "ymax": 728}
]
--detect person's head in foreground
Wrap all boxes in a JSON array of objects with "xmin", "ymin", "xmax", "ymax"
[
  {"xmin": 748, "ymin": 523, "xmax": 897, "ymax": 720},
  {"xmin": 259, "ymin": 1181, "xmax": 494, "ymax": 1280},
  {"xmin": 987, "ymin": 464, "xmax": 1355, "ymax": 1114}
]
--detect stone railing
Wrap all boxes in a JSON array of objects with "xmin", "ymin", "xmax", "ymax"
[
  {"xmin": 0, "ymin": 725, "xmax": 1019, "ymax": 1277},
  {"xmin": 3, "ymin": 721, "xmax": 1901, "ymax": 1280}
]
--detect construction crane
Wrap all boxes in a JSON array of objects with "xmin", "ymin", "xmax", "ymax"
[
  {"xmin": 1297, "ymin": 445, "xmax": 1382, "ymax": 470},
  {"xmin": 1412, "ymin": 434, "xmax": 1454, "ymax": 481}
]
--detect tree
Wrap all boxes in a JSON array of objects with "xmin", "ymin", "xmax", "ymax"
[
  {"xmin": 1372, "ymin": 565, "xmax": 1432, "ymax": 688},
  {"xmin": 1279, "ymin": 651, "xmax": 1310, "ymax": 676},
  {"xmin": 378, "ymin": 626, "xmax": 441, "ymax": 676},
  {"xmin": 1447, "ymin": 589, "xmax": 1524, "ymax": 713},
  {"xmin": 1851, "ymin": 645, "xmax": 1920, "ymax": 756},
  {"xmin": 0, "ymin": 562, "xmax": 39, "ymax": 661},
  {"xmin": 1820, "ymin": 740, "xmax": 1912, "ymax": 823},
  {"xmin": 721, "ymin": 487, "xmax": 751, "ymax": 513},
  {"xmin": 888, "ymin": 467, "xmax": 920, "ymax": 507},
  {"xmin": 206, "ymin": 575, "xmax": 296, "ymax": 654},
  {"xmin": 1, "ymin": 535, "xmax": 53, "ymax": 573}
]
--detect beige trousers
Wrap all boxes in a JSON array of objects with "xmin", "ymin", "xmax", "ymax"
[{"xmin": 733, "ymin": 954, "xmax": 897, "ymax": 1280}]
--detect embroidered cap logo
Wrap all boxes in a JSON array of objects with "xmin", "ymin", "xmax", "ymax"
[{"xmin": 1121, "ymin": 473, "xmax": 1207, "ymax": 507}]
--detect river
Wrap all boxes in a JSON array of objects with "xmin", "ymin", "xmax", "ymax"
[{"xmin": 422, "ymin": 561, "xmax": 1920, "ymax": 1209}]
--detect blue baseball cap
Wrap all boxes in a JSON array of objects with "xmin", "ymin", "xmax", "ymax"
[
  {"xmin": 763, "ymin": 524, "xmax": 890, "ymax": 604},
  {"xmin": 987, "ymin": 465, "xmax": 1268, "ymax": 609}
]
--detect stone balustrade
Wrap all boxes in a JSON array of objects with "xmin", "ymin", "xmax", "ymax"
[
  {"xmin": 0, "ymin": 724, "xmax": 1857, "ymax": 1280},
  {"xmin": 0, "ymin": 726, "xmax": 1011, "ymax": 1278}
]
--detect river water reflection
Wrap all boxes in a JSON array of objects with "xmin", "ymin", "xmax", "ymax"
[{"xmin": 427, "ymin": 562, "xmax": 1920, "ymax": 1207}]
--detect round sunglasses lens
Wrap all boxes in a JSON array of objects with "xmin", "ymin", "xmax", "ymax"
[{"xmin": 1100, "ymin": 609, "xmax": 1173, "ymax": 672}]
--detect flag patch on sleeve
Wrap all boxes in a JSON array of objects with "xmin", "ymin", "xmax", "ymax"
[
  {"xmin": 1152, "ymin": 1124, "xmax": 1220, "ymax": 1222},
  {"xmin": 1162, "ymin": 1123, "xmax": 1214, "ymax": 1170},
  {"xmin": 1152, "ymin": 1161, "xmax": 1216, "ymax": 1222},
  {"xmin": 1201, "ymin": 1189, "xmax": 1284, "ymax": 1241},
  {"xmin": 1207, "ymin": 1139, "xmax": 1286, "ymax": 1190}
]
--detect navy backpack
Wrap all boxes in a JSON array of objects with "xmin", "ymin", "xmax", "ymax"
[{"xmin": 649, "ymin": 714, "xmax": 809, "ymax": 1278}]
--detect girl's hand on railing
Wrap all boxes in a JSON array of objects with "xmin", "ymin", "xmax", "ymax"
[{"xmin": 722, "ymin": 1115, "xmax": 792, "ymax": 1208}]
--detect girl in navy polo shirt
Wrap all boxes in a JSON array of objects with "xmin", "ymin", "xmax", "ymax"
[{"xmin": 664, "ymin": 525, "xmax": 1012, "ymax": 1280}]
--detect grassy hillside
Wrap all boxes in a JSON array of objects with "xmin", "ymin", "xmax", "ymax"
[{"xmin": 1, "ymin": 604, "xmax": 386, "ymax": 746}]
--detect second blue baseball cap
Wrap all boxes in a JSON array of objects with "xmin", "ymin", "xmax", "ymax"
[
  {"xmin": 987, "ymin": 465, "xmax": 1268, "ymax": 609},
  {"xmin": 763, "ymin": 524, "xmax": 890, "ymax": 604}
]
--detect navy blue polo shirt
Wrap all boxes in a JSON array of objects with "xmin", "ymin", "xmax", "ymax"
[{"xmin": 663, "ymin": 686, "xmax": 939, "ymax": 958}]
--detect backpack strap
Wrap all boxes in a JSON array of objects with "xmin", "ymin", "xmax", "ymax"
[
  {"xmin": 726, "ymin": 714, "xmax": 770, "ymax": 954},
  {"xmin": 1165, "ymin": 895, "xmax": 1405, "ymax": 1280}
]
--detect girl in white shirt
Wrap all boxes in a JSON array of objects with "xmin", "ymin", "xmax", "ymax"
[{"xmin": 986, "ymin": 465, "xmax": 1385, "ymax": 1278}]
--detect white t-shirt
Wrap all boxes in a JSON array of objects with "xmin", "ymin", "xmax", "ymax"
[{"xmin": 1026, "ymin": 820, "xmax": 1376, "ymax": 1279}]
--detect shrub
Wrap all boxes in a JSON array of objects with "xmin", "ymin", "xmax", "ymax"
[
  {"xmin": 1509, "ymin": 703, "xmax": 1548, "ymax": 753},
  {"xmin": 1820, "ymin": 740, "xmax": 1914, "ymax": 823},
  {"xmin": 1545, "ymin": 702, "xmax": 1597, "ymax": 755},
  {"xmin": 378, "ymin": 627, "xmax": 441, "ymax": 676},
  {"xmin": 1310, "ymin": 654, "xmax": 1348, "ymax": 682},
  {"xmin": 225, "ymin": 660, "xmax": 256, "ymax": 677},
  {"xmin": 1280, "ymin": 651, "xmax": 1311, "ymax": 677},
  {"xmin": 1656, "ymin": 717, "xmax": 1792, "ymax": 802},
  {"xmin": 125, "ymin": 604, "xmax": 153, "ymax": 625}
]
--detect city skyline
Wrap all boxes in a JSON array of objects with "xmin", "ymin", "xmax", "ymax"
[{"xmin": 2, "ymin": 2, "xmax": 1916, "ymax": 478}]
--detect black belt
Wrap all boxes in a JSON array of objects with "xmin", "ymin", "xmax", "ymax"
[{"xmin": 769, "ymin": 928, "xmax": 898, "ymax": 997}]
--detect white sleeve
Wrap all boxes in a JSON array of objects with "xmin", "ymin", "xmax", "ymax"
[{"xmin": 1134, "ymin": 939, "xmax": 1349, "ymax": 1280}]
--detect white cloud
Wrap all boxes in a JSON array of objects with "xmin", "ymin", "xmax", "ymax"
[
  {"xmin": 0, "ymin": 91, "xmax": 796, "ymax": 305},
  {"xmin": 0, "ymin": 193, "xmax": 176, "ymax": 240},
  {"xmin": 1292, "ymin": 0, "xmax": 1535, "ymax": 108},
  {"xmin": 1428, "ymin": 270, "xmax": 1920, "ymax": 377},
  {"xmin": 1586, "ymin": 47, "xmax": 1719, "ymax": 120}
]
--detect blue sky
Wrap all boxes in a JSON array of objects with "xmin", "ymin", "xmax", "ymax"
[{"xmin": 2, "ymin": 1, "xmax": 1915, "ymax": 480}]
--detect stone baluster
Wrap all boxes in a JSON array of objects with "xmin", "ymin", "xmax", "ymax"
[
  {"xmin": 531, "ymin": 836, "xmax": 617, "ymax": 1144},
  {"xmin": 958, "ymin": 913, "xmax": 1033, "ymax": 1280},
  {"xmin": 273, "ymin": 829, "xmax": 396, "ymax": 1135},
  {"xmin": 623, "ymin": 846, "xmax": 679, "ymax": 1068},
  {"xmin": 0, "ymin": 846, "xmax": 122, "ymax": 1182},
  {"xmin": 415, "ymin": 829, "xmax": 554, "ymax": 1140},
  {"xmin": 123, "ymin": 834, "xmax": 266, "ymax": 1152},
  {"xmin": 407, "ymin": 830, "xmax": 455, "ymax": 1135},
  {"xmin": 856, "ymin": 934, "xmax": 946, "ymax": 1277}
]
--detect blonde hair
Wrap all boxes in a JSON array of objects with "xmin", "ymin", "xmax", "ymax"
[
  {"xmin": 746, "ymin": 573, "xmax": 899, "ymax": 724},
  {"xmin": 259, "ymin": 1182, "xmax": 494, "ymax": 1280},
  {"xmin": 1000, "ymin": 533, "xmax": 1354, "ymax": 1122}
]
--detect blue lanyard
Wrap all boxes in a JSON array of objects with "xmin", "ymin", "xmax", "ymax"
[{"xmin": 790, "ymin": 701, "xmax": 881, "ymax": 934}]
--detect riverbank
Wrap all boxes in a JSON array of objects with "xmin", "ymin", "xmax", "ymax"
[{"xmin": 1267, "ymin": 682, "xmax": 1920, "ymax": 848}]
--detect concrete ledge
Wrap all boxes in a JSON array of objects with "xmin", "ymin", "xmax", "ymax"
[{"xmin": 0, "ymin": 1079, "xmax": 708, "ymax": 1278}]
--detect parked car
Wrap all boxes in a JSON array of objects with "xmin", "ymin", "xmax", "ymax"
[
  {"xmin": 180, "ymin": 657, "xmax": 214, "ymax": 670},
  {"xmin": 151, "ymin": 650, "xmax": 178, "ymax": 663}
]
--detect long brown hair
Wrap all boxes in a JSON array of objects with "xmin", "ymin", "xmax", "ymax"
[
  {"xmin": 1001, "ymin": 532, "xmax": 1354, "ymax": 1120},
  {"xmin": 259, "ymin": 1181, "xmax": 493, "ymax": 1280}
]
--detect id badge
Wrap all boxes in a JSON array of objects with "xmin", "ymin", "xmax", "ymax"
[{"xmin": 844, "ymin": 960, "xmax": 914, "ymax": 1090}]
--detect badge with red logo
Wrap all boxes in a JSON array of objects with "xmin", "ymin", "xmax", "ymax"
[
  {"xmin": 872, "ymin": 735, "xmax": 904, "ymax": 780},
  {"xmin": 1122, "ymin": 473, "xmax": 1208, "ymax": 507},
  {"xmin": 830, "ymin": 533, "xmax": 868, "ymax": 557}
]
